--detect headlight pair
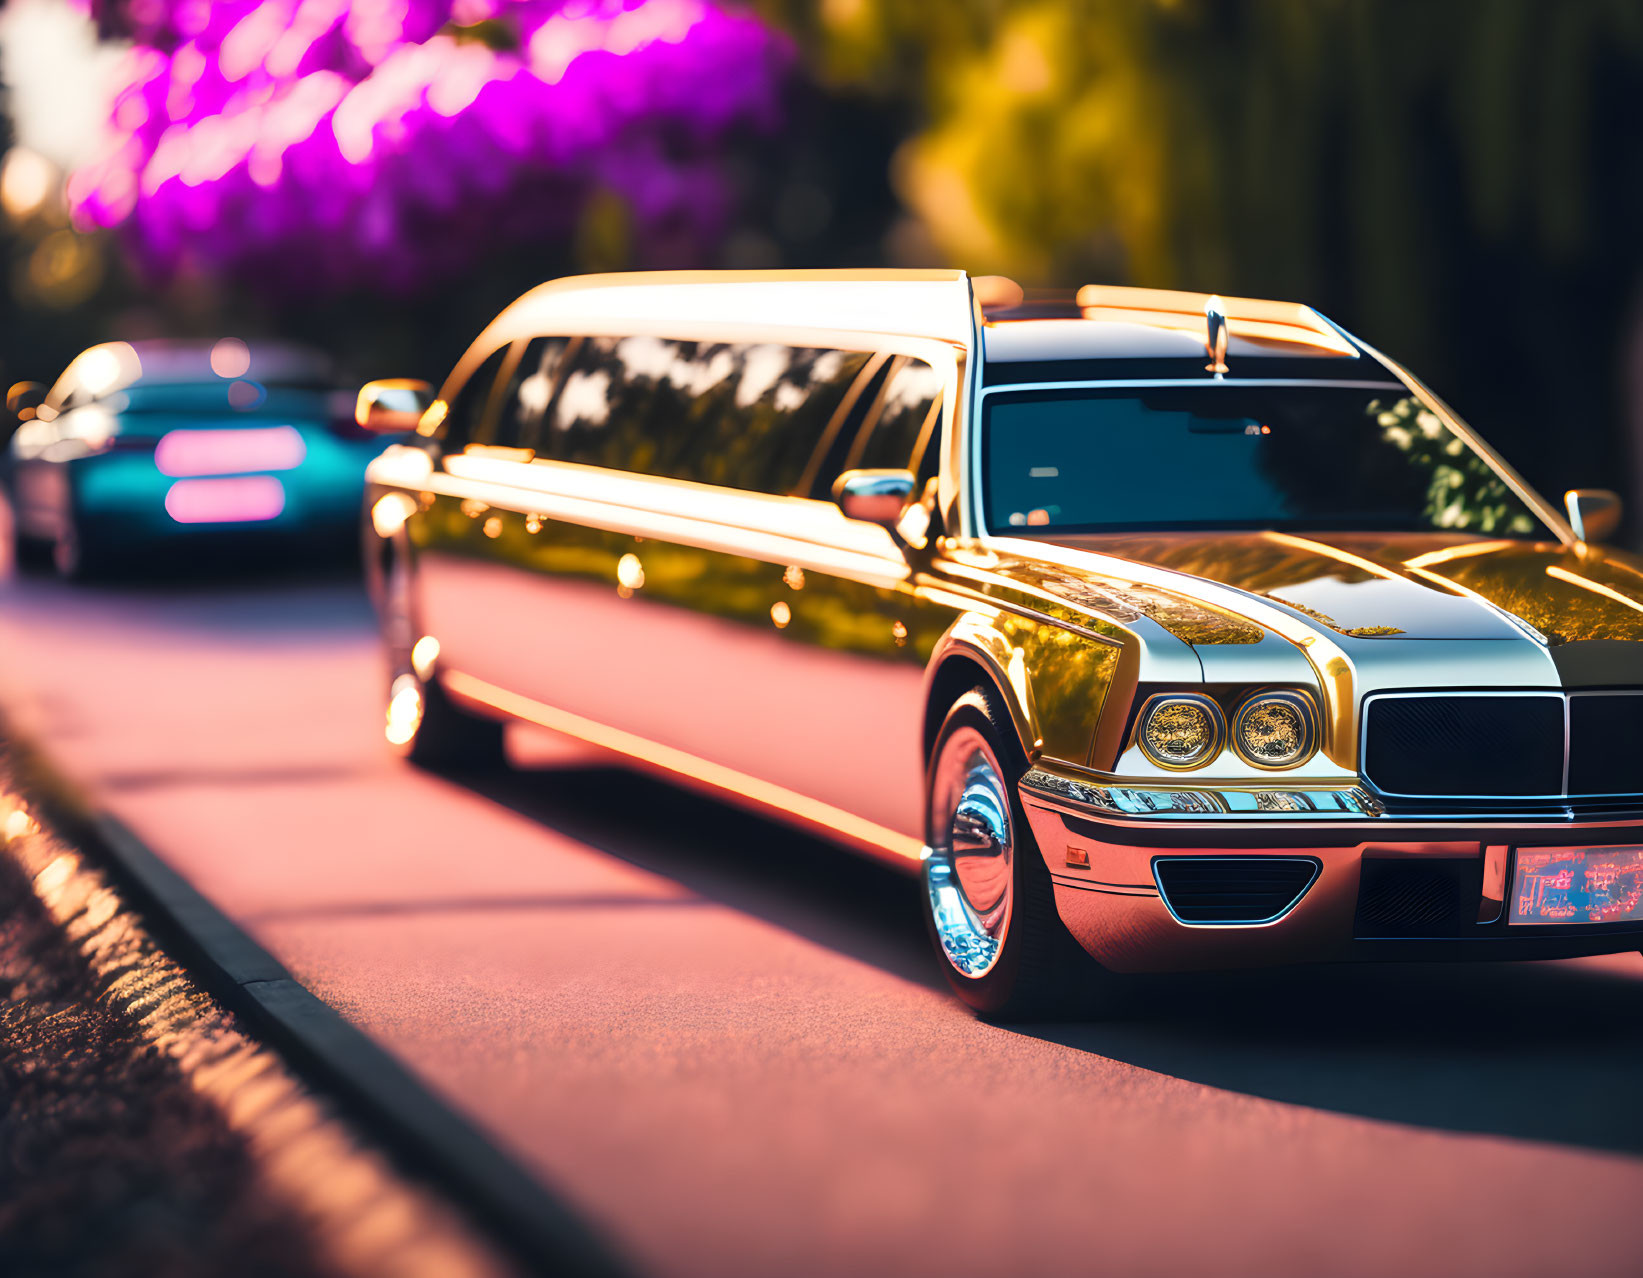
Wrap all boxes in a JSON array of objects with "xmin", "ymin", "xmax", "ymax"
[{"xmin": 1136, "ymin": 689, "xmax": 1317, "ymax": 771}]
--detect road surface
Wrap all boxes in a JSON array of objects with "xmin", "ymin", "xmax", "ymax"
[{"xmin": 3, "ymin": 565, "xmax": 1643, "ymax": 1277}]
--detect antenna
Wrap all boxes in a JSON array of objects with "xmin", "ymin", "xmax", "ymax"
[{"xmin": 1204, "ymin": 295, "xmax": 1229, "ymax": 378}]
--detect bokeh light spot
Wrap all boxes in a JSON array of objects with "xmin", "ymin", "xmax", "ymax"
[
  {"xmin": 227, "ymin": 378, "xmax": 265, "ymax": 409},
  {"xmin": 211, "ymin": 337, "xmax": 251, "ymax": 378},
  {"xmin": 0, "ymin": 146, "xmax": 57, "ymax": 223}
]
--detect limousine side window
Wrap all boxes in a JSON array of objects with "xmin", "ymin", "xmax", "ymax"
[
  {"xmin": 845, "ymin": 356, "xmax": 944, "ymax": 475},
  {"xmin": 442, "ymin": 345, "xmax": 510, "ymax": 450},
  {"xmin": 493, "ymin": 336, "xmax": 574, "ymax": 454},
  {"xmin": 538, "ymin": 334, "xmax": 681, "ymax": 477},
  {"xmin": 529, "ymin": 335, "xmax": 872, "ymax": 497},
  {"xmin": 794, "ymin": 355, "xmax": 892, "ymax": 499},
  {"xmin": 688, "ymin": 344, "xmax": 873, "ymax": 494}
]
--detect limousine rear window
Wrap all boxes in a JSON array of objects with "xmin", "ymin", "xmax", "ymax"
[{"xmin": 982, "ymin": 385, "xmax": 1549, "ymax": 538}]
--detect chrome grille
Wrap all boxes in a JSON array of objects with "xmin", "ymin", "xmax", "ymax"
[
  {"xmin": 1361, "ymin": 691, "xmax": 1643, "ymax": 801},
  {"xmin": 1568, "ymin": 695, "xmax": 1643, "ymax": 796}
]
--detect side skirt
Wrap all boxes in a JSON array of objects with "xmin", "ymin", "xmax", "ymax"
[{"xmin": 441, "ymin": 668, "xmax": 928, "ymax": 875}]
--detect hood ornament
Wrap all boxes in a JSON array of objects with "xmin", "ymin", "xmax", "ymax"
[{"xmin": 1205, "ymin": 295, "xmax": 1229, "ymax": 378}]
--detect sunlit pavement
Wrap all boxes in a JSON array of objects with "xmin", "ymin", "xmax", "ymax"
[{"xmin": 4, "ymin": 567, "xmax": 1643, "ymax": 1278}]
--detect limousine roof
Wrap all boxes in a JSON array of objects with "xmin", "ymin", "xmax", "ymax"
[
  {"xmin": 479, "ymin": 269, "xmax": 1375, "ymax": 381},
  {"xmin": 489, "ymin": 268, "xmax": 978, "ymax": 348}
]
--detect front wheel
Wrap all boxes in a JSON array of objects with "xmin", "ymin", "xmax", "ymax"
[{"xmin": 922, "ymin": 687, "xmax": 1119, "ymax": 1019}]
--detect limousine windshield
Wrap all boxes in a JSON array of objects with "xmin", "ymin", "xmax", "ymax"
[{"xmin": 982, "ymin": 384, "xmax": 1549, "ymax": 538}]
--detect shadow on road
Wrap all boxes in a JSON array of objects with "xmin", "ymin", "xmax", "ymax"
[
  {"xmin": 460, "ymin": 760, "xmax": 940, "ymax": 991},
  {"xmin": 1027, "ymin": 958, "xmax": 1643, "ymax": 1157},
  {"xmin": 464, "ymin": 758, "xmax": 1643, "ymax": 1158}
]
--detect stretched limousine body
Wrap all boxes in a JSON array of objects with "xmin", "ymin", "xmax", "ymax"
[{"xmin": 360, "ymin": 269, "xmax": 1643, "ymax": 1016}]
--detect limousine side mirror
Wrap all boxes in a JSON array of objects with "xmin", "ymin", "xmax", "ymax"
[
  {"xmin": 7, "ymin": 381, "xmax": 45, "ymax": 420},
  {"xmin": 834, "ymin": 469, "xmax": 916, "ymax": 527},
  {"xmin": 1566, "ymin": 488, "xmax": 1622, "ymax": 544},
  {"xmin": 356, "ymin": 378, "xmax": 434, "ymax": 434},
  {"xmin": 2, "ymin": 381, "xmax": 45, "ymax": 447}
]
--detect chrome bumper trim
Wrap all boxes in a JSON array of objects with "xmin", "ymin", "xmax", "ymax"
[{"xmin": 1020, "ymin": 767, "xmax": 1382, "ymax": 820}]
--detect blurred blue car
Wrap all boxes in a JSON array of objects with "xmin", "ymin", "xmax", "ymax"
[{"xmin": 4, "ymin": 339, "xmax": 391, "ymax": 579}]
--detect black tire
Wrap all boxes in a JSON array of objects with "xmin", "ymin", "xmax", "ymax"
[
  {"xmin": 392, "ymin": 670, "xmax": 507, "ymax": 771},
  {"xmin": 922, "ymin": 686, "xmax": 1119, "ymax": 1020}
]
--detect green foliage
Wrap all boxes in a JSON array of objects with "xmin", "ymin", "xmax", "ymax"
[
  {"xmin": 763, "ymin": 0, "xmax": 1643, "ymax": 293},
  {"xmin": 1367, "ymin": 394, "xmax": 1537, "ymax": 535}
]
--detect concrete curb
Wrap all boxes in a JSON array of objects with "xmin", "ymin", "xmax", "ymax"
[{"xmin": 11, "ymin": 738, "xmax": 633, "ymax": 1278}]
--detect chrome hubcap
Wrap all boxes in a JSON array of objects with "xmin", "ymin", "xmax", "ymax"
[{"xmin": 925, "ymin": 726, "xmax": 1014, "ymax": 978}]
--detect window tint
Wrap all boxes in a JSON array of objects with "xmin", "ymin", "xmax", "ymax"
[
  {"xmin": 913, "ymin": 401, "xmax": 943, "ymax": 492},
  {"xmin": 495, "ymin": 336, "xmax": 574, "ymax": 452},
  {"xmin": 794, "ymin": 355, "xmax": 891, "ymax": 499},
  {"xmin": 444, "ymin": 345, "xmax": 510, "ymax": 448},
  {"xmin": 981, "ymin": 386, "xmax": 1545, "ymax": 536},
  {"xmin": 687, "ymin": 344, "xmax": 872, "ymax": 494},
  {"xmin": 540, "ymin": 336, "xmax": 873, "ymax": 496},
  {"xmin": 544, "ymin": 335, "xmax": 670, "ymax": 476},
  {"xmin": 846, "ymin": 356, "xmax": 943, "ymax": 475}
]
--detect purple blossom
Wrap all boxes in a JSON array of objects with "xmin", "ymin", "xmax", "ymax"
[{"xmin": 66, "ymin": 1, "xmax": 791, "ymax": 292}]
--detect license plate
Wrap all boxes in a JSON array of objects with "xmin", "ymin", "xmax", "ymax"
[{"xmin": 1509, "ymin": 846, "xmax": 1643, "ymax": 925}]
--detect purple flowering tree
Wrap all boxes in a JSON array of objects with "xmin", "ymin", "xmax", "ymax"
[{"xmin": 66, "ymin": 0, "xmax": 790, "ymax": 293}]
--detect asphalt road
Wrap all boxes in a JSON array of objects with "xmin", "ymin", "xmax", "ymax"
[{"xmin": 5, "ymin": 563, "xmax": 1643, "ymax": 1278}]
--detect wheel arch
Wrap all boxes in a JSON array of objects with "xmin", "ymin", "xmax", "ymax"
[{"xmin": 922, "ymin": 615, "xmax": 1042, "ymax": 769}]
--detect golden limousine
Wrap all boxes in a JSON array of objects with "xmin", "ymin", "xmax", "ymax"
[{"xmin": 357, "ymin": 269, "xmax": 1643, "ymax": 1016}]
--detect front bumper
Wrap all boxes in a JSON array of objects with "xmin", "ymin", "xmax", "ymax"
[{"xmin": 1020, "ymin": 766, "xmax": 1643, "ymax": 973}]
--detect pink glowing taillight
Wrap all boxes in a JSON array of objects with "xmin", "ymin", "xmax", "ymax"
[
  {"xmin": 164, "ymin": 476, "xmax": 286, "ymax": 524},
  {"xmin": 154, "ymin": 425, "xmax": 307, "ymax": 477}
]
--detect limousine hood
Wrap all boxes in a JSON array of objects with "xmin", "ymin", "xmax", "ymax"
[
  {"xmin": 985, "ymin": 525, "xmax": 1643, "ymax": 683},
  {"xmin": 1042, "ymin": 531, "xmax": 1643, "ymax": 650},
  {"xmin": 978, "ymin": 529, "xmax": 1643, "ymax": 769}
]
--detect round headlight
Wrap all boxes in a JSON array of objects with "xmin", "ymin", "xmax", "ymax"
[
  {"xmin": 1232, "ymin": 691, "xmax": 1318, "ymax": 769},
  {"xmin": 1137, "ymin": 694, "xmax": 1225, "ymax": 770}
]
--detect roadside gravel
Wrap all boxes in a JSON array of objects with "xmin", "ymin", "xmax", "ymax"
[{"xmin": 0, "ymin": 771, "xmax": 514, "ymax": 1278}]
